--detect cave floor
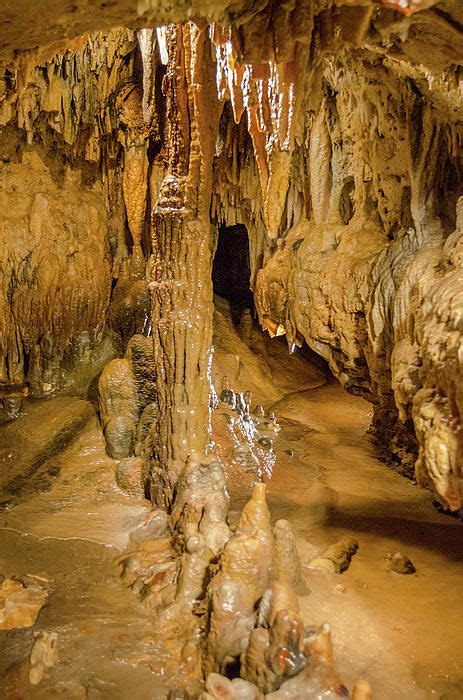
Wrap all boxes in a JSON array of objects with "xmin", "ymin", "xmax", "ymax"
[
  {"xmin": 0, "ymin": 300, "xmax": 462, "ymax": 698},
  {"xmin": 0, "ymin": 403, "xmax": 168, "ymax": 699},
  {"xmin": 264, "ymin": 386, "xmax": 463, "ymax": 700},
  {"xmin": 212, "ymin": 299, "xmax": 463, "ymax": 700}
]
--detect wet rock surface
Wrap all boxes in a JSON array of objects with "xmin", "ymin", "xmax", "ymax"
[
  {"xmin": 0, "ymin": 312, "xmax": 462, "ymax": 696},
  {"xmin": 0, "ymin": 397, "xmax": 93, "ymax": 508},
  {"xmin": 0, "ymin": 402, "xmax": 167, "ymax": 698},
  {"xmin": 212, "ymin": 302, "xmax": 463, "ymax": 699}
]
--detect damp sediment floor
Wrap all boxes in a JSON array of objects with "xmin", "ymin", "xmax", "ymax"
[{"xmin": 1, "ymin": 307, "xmax": 462, "ymax": 699}]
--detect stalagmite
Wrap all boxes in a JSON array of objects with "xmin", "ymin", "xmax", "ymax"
[
  {"xmin": 170, "ymin": 452, "xmax": 230, "ymax": 543},
  {"xmin": 204, "ymin": 532, "xmax": 266, "ymax": 675},
  {"xmin": 238, "ymin": 483, "xmax": 272, "ymax": 535},
  {"xmin": 29, "ymin": 632, "xmax": 59, "ymax": 686},
  {"xmin": 258, "ymin": 583, "xmax": 300, "ymax": 629},
  {"xmin": 98, "ymin": 358, "xmax": 139, "ymax": 458},
  {"xmin": 126, "ymin": 334, "xmax": 157, "ymax": 411},
  {"xmin": 176, "ymin": 534, "xmax": 213, "ymax": 602},
  {"xmin": 352, "ymin": 679, "xmax": 373, "ymax": 700},
  {"xmin": 115, "ymin": 456, "xmax": 146, "ymax": 498},
  {"xmin": 273, "ymin": 519, "xmax": 305, "ymax": 593},
  {"xmin": 148, "ymin": 24, "xmax": 222, "ymax": 505}
]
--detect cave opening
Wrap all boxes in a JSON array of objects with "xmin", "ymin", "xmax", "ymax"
[{"xmin": 212, "ymin": 223, "xmax": 254, "ymax": 310}]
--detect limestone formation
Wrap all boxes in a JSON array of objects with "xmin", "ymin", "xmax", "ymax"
[
  {"xmin": 257, "ymin": 583, "xmax": 300, "ymax": 630},
  {"xmin": 200, "ymin": 673, "xmax": 260, "ymax": 700},
  {"xmin": 108, "ymin": 267, "xmax": 152, "ymax": 344},
  {"xmin": 148, "ymin": 24, "xmax": 222, "ymax": 507},
  {"xmin": 129, "ymin": 508, "xmax": 170, "ymax": 544},
  {"xmin": 126, "ymin": 334, "xmax": 157, "ymax": 411},
  {"xmin": 244, "ymin": 610, "xmax": 307, "ymax": 693},
  {"xmin": 2, "ymin": 0, "xmax": 461, "ymax": 511},
  {"xmin": 309, "ymin": 537, "xmax": 359, "ymax": 574},
  {"xmin": 98, "ymin": 332, "xmax": 158, "ymax": 461},
  {"xmin": 273, "ymin": 519, "xmax": 305, "ymax": 593},
  {"xmin": 388, "ymin": 552, "xmax": 417, "ymax": 575},
  {"xmin": 29, "ymin": 631, "xmax": 59, "ymax": 685},
  {"xmin": 98, "ymin": 357, "xmax": 139, "ymax": 458},
  {"xmin": 117, "ymin": 468, "xmax": 354, "ymax": 696},
  {"xmin": 352, "ymin": 679, "xmax": 373, "ymax": 700},
  {"xmin": 204, "ymin": 532, "xmax": 265, "ymax": 675},
  {"xmin": 115, "ymin": 456, "xmax": 146, "ymax": 498},
  {"xmin": 170, "ymin": 452, "xmax": 230, "ymax": 545},
  {"xmin": 117, "ymin": 536, "xmax": 178, "ymax": 607},
  {"xmin": 99, "ymin": 358, "xmax": 139, "ymax": 427},
  {"xmin": 135, "ymin": 402, "xmax": 159, "ymax": 458}
]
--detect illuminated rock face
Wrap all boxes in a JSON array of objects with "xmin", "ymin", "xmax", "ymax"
[
  {"xmin": 1, "ymin": 0, "xmax": 463, "ymax": 513},
  {"xmin": 0, "ymin": 30, "xmax": 136, "ymax": 394},
  {"xmin": 252, "ymin": 40, "xmax": 463, "ymax": 512},
  {"xmin": 0, "ymin": 149, "xmax": 113, "ymax": 394}
]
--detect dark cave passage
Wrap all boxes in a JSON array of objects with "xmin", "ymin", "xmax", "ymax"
[{"xmin": 212, "ymin": 224, "xmax": 253, "ymax": 309}]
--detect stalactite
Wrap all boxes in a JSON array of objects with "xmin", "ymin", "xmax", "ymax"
[
  {"xmin": 117, "ymin": 83, "xmax": 151, "ymax": 268},
  {"xmin": 212, "ymin": 28, "xmax": 307, "ymax": 240}
]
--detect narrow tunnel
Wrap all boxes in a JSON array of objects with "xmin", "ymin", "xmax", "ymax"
[
  {"xmin": 1, "ymin": 4, "xmax": 463, "ymax": 699},
  {"xmin": 212, "ymin": 224, "xmax": 254, "ymax": 309}
]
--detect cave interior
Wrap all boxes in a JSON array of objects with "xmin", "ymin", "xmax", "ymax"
[{"xmin": 0, "ymin": 1, "xmax": 463, "ymax": 698}]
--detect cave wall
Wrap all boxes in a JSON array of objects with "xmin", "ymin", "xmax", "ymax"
[
  {"xmin": 251, "ymin": 14, "xmax": 463, "ymax": 511},
  {"xmin": 207, "ymin": 5, "xmax": 463, "ymax": 511},
  {"xmin": 0, "ymin": 147, "xmax": 112, "ymax": 392},
  {"xmin": 0, "ymin": 30, "xmax": 150, "ymax": 394}
]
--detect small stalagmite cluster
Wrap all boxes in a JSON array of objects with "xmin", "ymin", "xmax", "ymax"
[{"xmin": 118, "ymin": 466, "xmax": 371, "ymax": 698}]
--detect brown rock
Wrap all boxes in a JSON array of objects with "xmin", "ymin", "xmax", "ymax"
[
  {"xmin": 309, "ymin": 537, "xmax": 359, "ymax": 574},
  {"xmin": 115, "ymin": 456, "xmax": 145, "ymax": 498},
  {"xmin": 388, "ymin": 552, "xmax": 416, "ymax": 575},
  {"xmin": 0, "ymin": 578, "xmax": 48, "ymax": 631}
]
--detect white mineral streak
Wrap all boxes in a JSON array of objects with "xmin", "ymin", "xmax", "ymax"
[{"xmin": 156, "ymin": 26, "xmax": 169, "ymax": 65}]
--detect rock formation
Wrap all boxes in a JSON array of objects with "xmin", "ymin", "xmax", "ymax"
[
  {"xmin": 2, "ymin": 0, "xmax": 461, "ymax": 510},
  {"xmin": 0, "ymin": 577, "xmax": 49, "ymax": 631},
  {"xmin": 252, "ymin": 31, "xmax": 463, "ymax": 510}
]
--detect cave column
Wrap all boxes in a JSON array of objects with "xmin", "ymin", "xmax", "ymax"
[{"xmin": 149, "ymin": 23, "xmax": 221, "ymax": 507}]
